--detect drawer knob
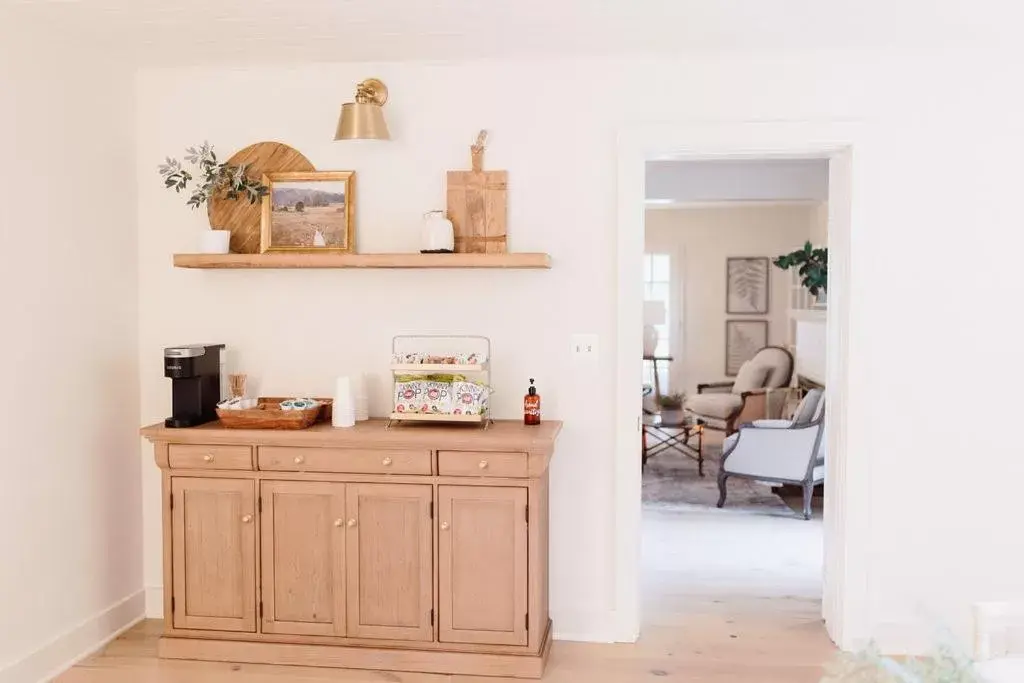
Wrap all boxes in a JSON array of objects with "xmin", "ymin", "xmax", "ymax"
[
  {"xmin": 242, "ymin": 514, "xmax": 253, "ymax": 524},
  {"xmin": 203, "ymin": 453, "xmax": 214, "ymax": 462},
  {"xmin": 382, "ymin": 456, "xmax": 393, "ymax": 466},
  {"xmin": 347, "ymin": 518, "xmax": 357, "ymax": 528},
  {"xmin": 440, "ymin": 521, "xmax": 450, "ymax": 530},
  {"xmin": 334, "ymin": 518, "xmax": 344, "ymax": 527},
  {"xmin": 478, "ymin": 460, "xmax": 489, "ymax": 469},
  {"xmin": 293, "ymin": 455, "xmax": 305, "ymax": 465}
]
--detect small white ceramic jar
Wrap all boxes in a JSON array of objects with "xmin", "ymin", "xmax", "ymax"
[{"xmin": 421, "ymin": 211, "xmax": 454, "ymax": 253}]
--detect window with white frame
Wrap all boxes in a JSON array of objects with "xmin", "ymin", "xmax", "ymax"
[{"xmin": 643, "ymin": 252, "xmax": 671, "ymax": 394}]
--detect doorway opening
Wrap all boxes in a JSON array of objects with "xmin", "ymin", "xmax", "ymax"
[
  {"xmin": 641, "ymin": 159, "xmax": 830, "ymax": 638},
  {"xmin": 614, "ymin": 121, "xmax": 861, "ymax": 648}
]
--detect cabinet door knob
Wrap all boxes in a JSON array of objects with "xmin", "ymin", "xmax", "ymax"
[
  {"xmin": 242, "ymin": 514, "xmax": 253, "ymax": 524},
  {"xmin": 334, "ymin": 518, "xmax": 344, "ymax": 527},
  {"xmin": 382, "ymin": 456, "xmax": 393, "ymax": 466},
  {"xmin": 440, "ymin": 521, "xmax": 450, "ymax": 530},
  {"xmin": 203, "ymin": 453, "xmax": 214, "ymax": 462},
  {"xmin": 478, "ymin": 460, "xmax": 488, "ymax": 469},
  {"xmin": 347, "ymin": 518, "xmax": 357, "ymax": 528},
  {"xmin": 293, "ymin": 455, "xmax": 305, "ymax": 465}
]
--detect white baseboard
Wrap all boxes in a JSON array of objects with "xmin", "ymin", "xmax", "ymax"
[
  {"xmin": 551, "ymin": 609, "xmax": 625, "ymax": 643},
  {"xmin": 145, "ymin": 586, "xmax": 164, "ymax": 618},
  {"xmin": 868, "ymin": 622, "xmax": 936, "ymax": 656},
  {"xmin": 0, "ymin": 590, "xmax": 145, "ymax": 683}
]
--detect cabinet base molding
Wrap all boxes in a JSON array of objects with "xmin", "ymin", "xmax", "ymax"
[{"xmin": 158, "ymin": 620, "xmax": 552, "ymax": 679}]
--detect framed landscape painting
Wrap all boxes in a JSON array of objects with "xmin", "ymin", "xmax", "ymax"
[
  {"xmin": 260, "ymin": 171, "xmax": 355, "ymax": 253},
  {"xmin": 726, "ymin": 257, "xmax": 770, "ymax": 314},
  {"xmin": 725, "ymin": 320, "xmax": 768, "ymax": 376}
]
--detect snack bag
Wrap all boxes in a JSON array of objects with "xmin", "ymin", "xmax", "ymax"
[
  {"xmin": 420, "ymin": 380, "xmax": 453, "ymax": 414},
  {"xmin": 394, "ymin": 375, "xmax": 423, "ymax": 413},
  {"xmin": 451, "ymin": 381, "xmax": 489, "ymax": 416}
]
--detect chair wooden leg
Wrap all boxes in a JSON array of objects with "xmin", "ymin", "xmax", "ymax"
[
  {"xmin": 717, "ymin": 473, "xmax": 728, "ymax": 508},
  {"xmin": 802, "ymin": 481, "xmax": 813, "ymax": 520}
]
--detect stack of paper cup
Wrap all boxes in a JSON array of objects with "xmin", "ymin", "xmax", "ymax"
[
  {"xmin": 333, "ymin": 376, "xmax": 356, "ymax": 428},
  {"xmin": 353, "ymin": 374, "xmax": 370, "ymax": 422}
]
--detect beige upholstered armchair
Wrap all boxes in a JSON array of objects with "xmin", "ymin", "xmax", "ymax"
[{"xmin": 684, "ymin": 346, "xmax": 794, "ymax": 435}]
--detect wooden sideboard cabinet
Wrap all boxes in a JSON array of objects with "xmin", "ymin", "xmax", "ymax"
[{"xmin": 142, "ymin": 419, "xmax": 561, "ymax": 679}]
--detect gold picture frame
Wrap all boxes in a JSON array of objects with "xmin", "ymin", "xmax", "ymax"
[{"xmin": 260, "ymin": 171, "xmax": 355, "ymax": 253}]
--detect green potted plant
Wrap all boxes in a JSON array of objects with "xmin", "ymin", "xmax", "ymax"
[
  {"xmin": 774, "ymin": 241, "xmax": 828, "ymax": 306},
  {"xmin": 158, "ymin": 141, "xmax": 268, "ymax": 254},
  {"xmin": 656, "ymin": 392, "xmax": 686, "ymax": 424}
]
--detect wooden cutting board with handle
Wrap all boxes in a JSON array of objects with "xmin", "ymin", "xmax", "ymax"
[
  {"xmin": 446, "ymin": 131, "xmax": 507, "ymax": 254},
  {"xmin": 207, "ymin": 141, "xmax": 314, "ymax": 254}
]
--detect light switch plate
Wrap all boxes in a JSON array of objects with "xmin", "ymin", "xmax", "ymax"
[{"xmin": 571, "ymin": 334, "xmax": 599, "ymax": 360}]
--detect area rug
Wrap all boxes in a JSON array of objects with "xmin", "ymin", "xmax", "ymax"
[{"xmin": 643, "ymin": 443, "xmax": 797, "ymax": 516}]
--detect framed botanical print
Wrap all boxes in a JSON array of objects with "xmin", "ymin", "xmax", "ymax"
[
  {"xmin": 726, "ymin": 257, "xmax": 770, "ymax": 314},
  {"xmin": 260, "ymin": 171, "xmax": 355, "ymax": 253},
  {"xmin": 726, "ymin": 320, "xmax": 768, "ymax": 376}
]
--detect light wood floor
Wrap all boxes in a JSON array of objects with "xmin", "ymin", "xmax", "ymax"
[
  {"xmin": 56, "ymin": 615, "xmax": 834, "ymax": 683},
  {"xmin": 58, "ymin": 492, "xmax": 835, "ymax": 682}
]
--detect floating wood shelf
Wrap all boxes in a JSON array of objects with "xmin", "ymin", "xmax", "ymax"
[{"xmin": 173, "ymin": 252, "xmax": 551, "ymax": 270}]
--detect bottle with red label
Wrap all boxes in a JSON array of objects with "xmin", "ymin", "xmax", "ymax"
[{"xmin": 524, "ymin": 378, "xmax": 541, "ymax": 426}]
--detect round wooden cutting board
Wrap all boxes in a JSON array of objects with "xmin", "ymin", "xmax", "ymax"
[{"xmin": 206, "ymin": 141, "xmax": 314, "ymax": 254}]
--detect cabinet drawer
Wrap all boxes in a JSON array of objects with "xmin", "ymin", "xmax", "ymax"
[
  {"xmin": 168, "ymin": 444, "xmax": 253, "ymax": 470},
  {"xmin": 438, "ymin": 451, "xmax": 528, "ymax": 478},
  {"xmin": 259, "ymin": 447, "xmax": 431, "ymax": 475}
]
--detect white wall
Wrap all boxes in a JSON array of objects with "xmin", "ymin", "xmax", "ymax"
[
  {"xmin": 136, "ymin": 47, "xmax": 1024, "ymax": 652},
  {"xmin": 645, "ymin": 204, "xmax": 819, "ymax": 394},
  {"xmin": 0, "ymin": 19, "xmax": 142, "ymax": 683},
  {"xmin": 811, "ymin": 201, "xmax": 829, "ymax": 248}
]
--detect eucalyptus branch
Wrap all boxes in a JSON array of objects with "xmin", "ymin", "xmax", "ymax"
[{"xmin": 158, "ymin": 141, "xmax": 268, "ymax": 210}]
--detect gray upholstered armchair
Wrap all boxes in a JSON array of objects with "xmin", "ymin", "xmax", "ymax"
[
  {"xmin": 685, "ymin": 346, "xmax": 794, "ymax": 434},
  {"xmin": 716, "ymin": 388, "xmax": 825, "ymax": 519}
]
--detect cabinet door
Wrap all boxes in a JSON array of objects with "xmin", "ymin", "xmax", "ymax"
[
  {"xmin": 171, "ymin": 478, "xmax": 256, "ymax": 632},
  {"xmin": 346, "ymin": 483, "xmax": 433, "ymax": 641},
  {"xmin": 438, "ymin": 486, "xmax": 528, "ymax": 645},
  {"xmin": 261, "ymin": 481, "xmax": 346, "ymax": 636}
]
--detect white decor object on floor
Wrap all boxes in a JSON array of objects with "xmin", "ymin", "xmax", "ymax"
[
  {"xmin": 332, "ymin": 376, "xmax": 356, "ymax": 428},
  {"xmin": 198, "ymin": 229, "xmax": 231, "ymax": 254},
  {"xmin": 643, "ymin": 300, "xmax": 665, "ymax": 357},
  {"xmin": 352, "ymin": 373, "xmax": 369, "ymax": 421},
  {"xmin": 974, "ymin": 601, "xmax": 1024, "ymax": 683}
]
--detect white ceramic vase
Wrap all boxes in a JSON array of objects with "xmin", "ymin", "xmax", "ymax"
[
  {"xmin": 199, "ymin": 229, "xmax": 231, "ymax": 254},
  {"xmin": 421, "ymin": 210, "xmax": 454, "ymax": 253}
]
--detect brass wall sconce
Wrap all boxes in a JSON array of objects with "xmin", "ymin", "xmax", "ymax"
[{"xmin": 334, "ymin": 78, "xmax": 391, "ymax": 141}]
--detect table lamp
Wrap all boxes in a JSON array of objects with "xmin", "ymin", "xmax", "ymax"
[{"xmin": 643, "ymin": 301, "xmax": 666, "ymax": 357}]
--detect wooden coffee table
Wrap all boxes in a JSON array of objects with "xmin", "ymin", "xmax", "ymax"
[{"xmin": 642, "ymin": 414, "xmax": 705, "ymax": 476}]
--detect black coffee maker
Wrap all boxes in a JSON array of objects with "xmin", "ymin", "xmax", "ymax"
[{"xmin": 164, "ymin": 344, "xmax": 225, "ymax": 428}]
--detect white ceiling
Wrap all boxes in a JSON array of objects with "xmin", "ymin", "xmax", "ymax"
[
  {"xmin": 646, "ymin": 159, "xmax": 829, "ymax": 203},
  {"xmin": 2, "ymin": 0, "xmax": 1009, "ymax": 66}
]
